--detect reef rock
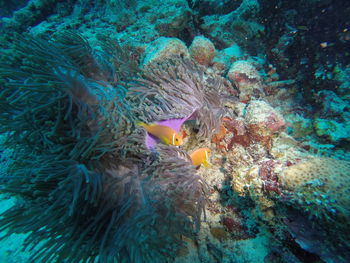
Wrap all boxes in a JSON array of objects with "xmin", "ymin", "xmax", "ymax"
[
  {"xmin": 102, "ymin": 0, "xmax": 192, "ymax": 49},
  {"xmin": 200, "ymin": 0, "xmax": 263, "ymax": 47},
  {"xmin": 228, "ymin": 60, "xmax": 264, "ymax": 102},
  {"xmin": 212, "ymin": 44, "xmax": 244, "ymax": 73},
  {"xmin": 313, "ymin": 117, "xmax": 350, "ymax": 144},
  {"xmin": 140, "ymin": 37, "xmax": 189, "ymax": 67},
  {"xmin": 189, "ymin": 36, "xmax": 216, "ymax": 66},
  {"xmin": 244, "ymin": 100, "xmax": 285, "ymax": 149}
]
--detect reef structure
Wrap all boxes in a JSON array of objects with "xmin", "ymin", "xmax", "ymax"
[
  {"xmin": 0, "ymin": 1, "xmax": 350, "ymax": 261},
  {"xmin": 0, "ymin": 31, "xmax": 228, "ymax": 263}
]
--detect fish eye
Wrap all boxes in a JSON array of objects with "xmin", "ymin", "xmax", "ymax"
[{"xmin": 175, "ymin": 138, "xmax": 178, "ymax": 141}]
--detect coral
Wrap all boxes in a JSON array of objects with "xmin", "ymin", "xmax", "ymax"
[
  {"xmin": 213, "ymin": 100, "xmax": 286, "ymax": 154},
  {"xmin": 0, "ymin": 32, "xmax": 208, "ymax": 263},
  {"xmin": 227, "ymin": 60, "xmax": 264, "ymax": 102},
  {"xmin": 140, "ymin": 37, "xmax": 189, "ymax": 67},
  {"xmin": 334, "ymin": 65, "xmax": 350, "ymax": 100},
  {"xmin": 284, "ymin": 113, "xmax": 314, "ymax": 139},
  {"xmin": 278, "ymin": 157, "xmax": 350, "ymax": 258},
  {"xmin": 310, "ymin": 89, "xmax": 350, "ymax": 144},
  {"xmin": 211, "ymin": 107, "xmax": 285, "ymax": 202},
  {"xmin": 279, "ymin": 158, "xmax": 350, "ymax": 215},
  {"xmin": 258, "ymin": 160, "xmax": 280, "ymax": 195},
  {"xmin": 244, "ymin": 100, "xmax": 286, "ymax": 149},
  {"xmin": 210, "ymin": 226, "xmax": 229, "ymax": 240},
  {"xmin": 220, "ymin": 216, "xmax": 250, "ymax": 239},
  {"xmin": 189, "ymin": 36, "xmax": 216, "ymax": 66},
  {"xmin": 317, "ymin": 90, "xmax": 350, "ymax": 116},
  {"xmin": 223, "ymin": 117, "xmax": 250, "ymax": 149}
]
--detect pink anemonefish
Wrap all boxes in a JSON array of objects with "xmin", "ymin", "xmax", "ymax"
[
  {"xmin": 189, "ymin": 147, "xmax": 211, "ymax": 167},
  {"xmin": 137, "ymin": 122, "xmax": 183, "ymax": 146}
]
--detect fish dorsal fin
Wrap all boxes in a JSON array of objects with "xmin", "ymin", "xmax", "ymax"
[
  {"xmin": 143, "ymin": 110, "xmax": 196, "ymax": 150},
  {"xmin": 155, "ymin": 110, "xmax": 195, "ymax": 132}
]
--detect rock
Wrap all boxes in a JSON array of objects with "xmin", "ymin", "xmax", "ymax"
[
  {"xmin": 113, "ymin": 0, "xmax": 192, "ymax": 50},
  {"xmin": 212, "ymin": 44, "xmax": 244, "ymax": 73},
  {"xmin": 314, "ymin": 117, "xmax": 350, "ymax": 143},
  {"xmin": 317, "ymin": 90, "xmax": 349, "ymax": 116},
  {"xmin": 153, "ymin": 0, "xmax": 191, "ymax": 36},
  {"xmin": 200, "ymin": 0, "xmax": 263, "ymax": 47}
]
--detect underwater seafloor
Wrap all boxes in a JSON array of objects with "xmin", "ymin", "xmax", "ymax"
[{"xmin": 0, "ymin": 0, "xmax": 349, "ymax": 262}]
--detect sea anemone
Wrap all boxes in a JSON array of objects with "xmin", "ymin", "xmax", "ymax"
[
  {"xmin": 0, "ymin": 31, "xmax": 209, "ymax": 262},
  {"xmin": 128, "ymin": 57, "xmax": 228, "ymax": 138}
]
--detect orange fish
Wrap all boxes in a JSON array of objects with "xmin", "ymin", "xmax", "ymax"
[
  {"xmin": 137, "ymin": 122, "xmax": 183, "ymax": 146},
  {"xmin": 190, "ymin": 148, "xmax": 211, "ymax": 167}
]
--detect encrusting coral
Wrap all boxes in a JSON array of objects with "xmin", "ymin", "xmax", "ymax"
[
  {"xmin": 279, "ymin": 157, "xmax": 350, "ymax": 224},
  {"xmin": 275, "ymin": 157, "xmax": 350, "ymax": 262},
  {"xmin": 0, "ymin": 31, "xmax": 217, "ymax": 263}
]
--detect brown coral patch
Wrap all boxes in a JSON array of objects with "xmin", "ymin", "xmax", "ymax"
[
  {"xmin": 211, "ymin": 123, "xmax": 227, "ymax": 150},
  {"xmin": 259, "ymin": 160, "xmax": 281, "ymax": 195},
  {"xmin": 221, "ymin": 216, "xmax": 251, "ymax": 240},
  {"xmin": 222, "ymin": 117, "xmax": 251, "ymax": 149},
  {"xmin": 246, "ymin": 123, "xmax": 272, "ymax": 149}
]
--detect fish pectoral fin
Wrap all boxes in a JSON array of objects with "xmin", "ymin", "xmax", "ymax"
[
  {"xmin": 136, "ymin": 121, "xmax": 146, "ymax": 128},
  {"xmin": 203, "ymin": 160, "xmax": 210, "ymax": 168},
  {"xmin": 160, "ymin": 136, "xmax": 170, "ymax": 145}
]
